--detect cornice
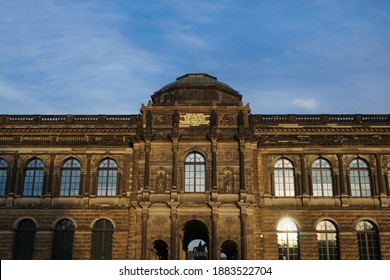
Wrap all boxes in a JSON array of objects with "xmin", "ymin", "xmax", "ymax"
[
  {"xmin": 254, "ymin": 126, "xmax": 390, "ymax": 134},
  {"xmin": 0, "ymin": 127, "xmax": 137, "ymax": 134},
  {"xmin": 257, "ymin": 134, "xmax": 390, "ymax": 147},
  {"xmin": 0, "ymin": 134, "xmax": 131, "ymax": 147}
]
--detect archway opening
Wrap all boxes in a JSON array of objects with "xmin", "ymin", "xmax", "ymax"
[
  {"xmin": 152, "ymin": 240, "xmax": 168, "ymax": 260},
  {"xmin": 221, "ymin": 240, "xmax": 238, "ymax": 260},
  {"xmin": 182, "ymin": 220, "xmax": 209, "ymax": 260}
]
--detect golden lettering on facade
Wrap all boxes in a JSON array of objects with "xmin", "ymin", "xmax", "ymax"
[{"xmin": 179, "ymin": 113, "xmax": 210, "ymax": 127}]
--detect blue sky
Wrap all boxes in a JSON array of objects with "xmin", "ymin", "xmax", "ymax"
[{"xmin": 0, "ymin": 0, "xmax": 389, "ymax": 114}]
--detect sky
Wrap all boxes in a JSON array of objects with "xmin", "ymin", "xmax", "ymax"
[{"xmin": 0, "ymin": 0, "xmax": 389, "ymax": 115}]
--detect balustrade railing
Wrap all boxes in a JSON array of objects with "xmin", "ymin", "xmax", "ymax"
[
  {"xmin": 0, "ymin": 114, "xmax": 138, "ymax": 125},
  {"xmin": 252, "ymin": 114, "xmax": 390, "ymax": 125}
]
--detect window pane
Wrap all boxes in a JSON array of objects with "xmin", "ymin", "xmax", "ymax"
[
  {"xmin": 312, "ymin": 159, "xmax": 333, "ymax": 197},
  {"xmin": 97, "ymin": 159, "xmax": 117, "ymax": 196},
  {"xmin": 350, "ymin": 159, "xmax": 371, "ymax": 197},
  {"xmin": 0, "ymin": 159, "xmax": 8, "ymax": 195},
  {"xmin": 60, "ymin": 159, "xmax": 81, "ymax": 196},
  {"xmin": 91, "ymin": 219, "xmax": 113, "ymax": 260},
  {"xmin": 274, "ymin": 159, "xmax": 294, "ymax": 197},
  {"xmin": 13, "ymin": 219, "xmax": 36, "ymax": 260},
  {"xmin": 387, "ymin": 162, "xmax": 390, "ymax": 191},
  {"xmin": 52, "ymin": 219, "xmax": 75, "ymax": 260},
  {"xmin": 277, "ymin": 219, "xmax": 299, "ymax": 260},
  {"xmin": 356, "ymin": 220, "xmax": 380, "ymax": 260},
  {"xmin": 316, "ymin": 221, "xmax": 339, "ymax": 260},
  {"xmin": 185, "ymin": 153, "xmax": 205, "ymax": 193},
  {"xmin": 23, "ymin": 159, "xmax": 44, "ymax": 196}
]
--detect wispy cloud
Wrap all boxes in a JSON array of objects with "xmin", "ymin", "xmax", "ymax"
[
  {"xmin": 293, "ymin": 98, "xmax": 318, "ymax": 110},
  {"xmin": 0, "ymin": 0, "xmax": 174, "ymax": 114},
  {"xmin": 0, "ymin": 0, "xmax": 389, "ymax": 115}
]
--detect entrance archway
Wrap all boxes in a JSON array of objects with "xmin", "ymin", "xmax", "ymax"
[
  {"xmin": 182, "ymin": 220, "xmax": 209, "ymax": 260},
  {"xmin": 221, "ymin": 240, "xmax": 238, "ymax": 260},
  {"xmin": 152, "ymin": 240, "xmax": 168, "ymax": 260}
]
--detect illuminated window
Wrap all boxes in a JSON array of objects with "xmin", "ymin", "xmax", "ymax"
[
  {"xmin": 0, "ymin": 158, "xmax": 8, "ymax": 195},
  {"xmin": 91, "ymin": 219, "xmax": 113, "ymax": 260},
  {"xmin": 13, "ymin": 219, "xmax": 36, "ymax": 260},
  {"xmin": 185, "ymin": 152, "xmax": 205, "ymax": 192},
  {"xmin": 349, "ymin": 159, "xmax": 371, "ymax": 197},
  {"xmin": 52, "ymin": 219, "xmax": 75, "ymax": 260},
  {"xmin": 356, "ymin": 220, "xmax": 381, "ymax": 260},
  {"xmin": 312, "ymin": 159, "xmax": 333, "ymax": 196},
  {"xmin": 60, "ymin": 159, "xmax": 81, "ymax": 196},
  {"xmin": 97, "ymin": 159, "xmax": 117, "ymax": 196},
  {"xmin": 274, "ymin": 159, "xmax": 295, "ymax": 197},
  {"xmin": 23, "ymin": 159, "xmax": 44, "ymax": 196},
  {"xmin": 277, "ymin": 219, "xmax": 299, "ymax": 260},
  {"xmin": 316, "ymin": 220, "xmax": 339, "ymax": 260}
]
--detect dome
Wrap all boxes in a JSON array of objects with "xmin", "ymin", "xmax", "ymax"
[{"xmin": 151, "ymin": 73, "xmax": 242, "ymax": 106}]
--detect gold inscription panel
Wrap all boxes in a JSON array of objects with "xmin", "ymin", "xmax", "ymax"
[{"xmin": 180, "ymin": 113, "xmax": 210, "ymax": 127}]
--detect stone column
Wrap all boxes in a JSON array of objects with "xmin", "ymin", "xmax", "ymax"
[
  {"xmin": 300, "ymin": 154, "xmax": 309, "ymax": 195},
  {"xmin": 121, "ymin": 154, "xmax": 130, "ymax": 195},
  {"xmin": 132, "ymin": 142, "xmax": 140, "ymax": 192},
  {"xmin": 337, "ymin": 154, "xmax": 347, "ymax": 195},
  {"xmin": 144, "ymin": 139, "xmax": 151, "ymax": 189},
  {"xmin": 85, "ymin": 153, "xmax": 92, "ymax": 195},
  {"xmin": 169, "ymin": 202, "xmax": 179, "ymax": 259},
  {"xmin": 239, "ymin": 204, "xmax": 247, "ymax": 259},
  {"xmin": 141, "ymin": 203, "xmax": 149, "ymax": 259},
  {"xmin": 47, "ymin": 154, "xmax": 55, "ymax": 194},
  {"xmin": 211, "ymin": 137, "xmax": 218, "ymax": 190},
  {"xmin": 376, "ymin": 154, "xmax": 388, "ymax": 207},
  {"xmin": 211, "ymin": 203, "xmax": 219, "ymax": 259},
  {"xmin": 239, "ymin": 139, "xmax": 246, "ymax": 190},
  {"xmin": 376, "ymin": 154, "xmax": 385, "ymax": 194},
  {"xmin": 9, "ymin": 153, "xmax": 19, "ymax": 194},
  {"xmin": 172, "ymin": 137, "xmax": 178, "ymax": 189}
]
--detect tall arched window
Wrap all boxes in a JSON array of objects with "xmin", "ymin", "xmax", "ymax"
[
  {"xmin": 356, "ymin": 220, "xmax": 381, "ymax": 260},
  {"xmin": 312, "ymin": 159, "xmax": 333, "ymax": 196},
  {"xmin": 23, "ymin": 159, "xmax": 44, "ymax": 196},
  {"xmin": 60, "ymin": 158, "xmax": 81, "ymax": 196},
  {"xmin": 91, "ymin": 219, "xmax": 114, "ymax": 260},
  {"xmin": 13, "ymin": 219, "xmax": 36, "ymax": 259},
  {"xmin": 274, "ymin": 159, "xmax": 295, "ymax": 197},
  {"xmin": 185, "ymin": 152, "xmax": 205, "ymax": 192},
  {"xmin": 316, "ymin": 220, "xmax": 339, "ymax": 260},
  {"xmin": 277, "ymin": 219, "xmax": 299, "ymax": 260},
  {"xmin": 387, "ymin": 161, "xmax": 390, "ymax": 193},
  {"xmin": 0, "ymin": 158, "xmax": 8, "ymax": 195},
  {"xmin": 97, "ymin": 159, "xmax": 117, "ymax": 196},
  {"xmin": 349, "ymin": 159, "xmax": 371, "ymax": 197},
  {"xmin": 52, "ymin": 219, "xmax": 75, "ymax": 260}
]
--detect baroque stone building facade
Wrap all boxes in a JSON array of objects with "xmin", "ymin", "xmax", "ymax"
[{"xmin": 0, "ymin": 73, "xmax": 389, "ymax": 260}]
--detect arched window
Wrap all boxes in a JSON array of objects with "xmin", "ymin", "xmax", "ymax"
[
  {"xmin": 387, "ymin": 161, "xmax": 390, "ymax": 193},
  {"xmin": 91, "ymin": 219, "xmax": 114, "ymax": 260},
  {"xmin": 312, "ymin": 159, "xmax": 333, "ymax": 196},
  {"xmin": 97, "ymin": 159, "xmax": 117, "ymax": 196},
  {"xmin": 152, "ymin": 240, "xmax": 168, "ymax": 260},
  {"xmin": 274, "ymin": 159, "xmax": 295, "ymax": 197},
  {"xmin": 356, "ymin": 220, "xmax": 381, "ymax": 260},
  {"xmin": 316, "ymin": 220, "xmax": 339, "ymax": 260},
  {"xmin": 23, "ymin": 159, "xmax": 44, "ymax": 196},
  {"xmin": 13, "ymin": 219, "xmax": 36, "ymax": 259},
  {"xmin": 349, "ymin": 159, "xmax": 371, "ymax": 197},
  {"xmin": 185, "ymin": 152, "xmax": 205, "ymax": 192},
  {"xmin": 0, "ymin": 158, "xmax": 8, "ymax": 195},
  {"xmin": 277, "ymin": 219, "xmax": 299, "ymax": 260},
  {"xmin": 52, "ymin": 219, "xmax": 75, "ymax": 260},
  {"xmin": 60, "ymin": 159, "xmax": 81, "ymax": 196}
]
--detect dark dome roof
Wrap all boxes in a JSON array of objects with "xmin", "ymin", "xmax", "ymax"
[{"xmin": 151, "ymin": 73, "xmax": 242, "ymax": 106}]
